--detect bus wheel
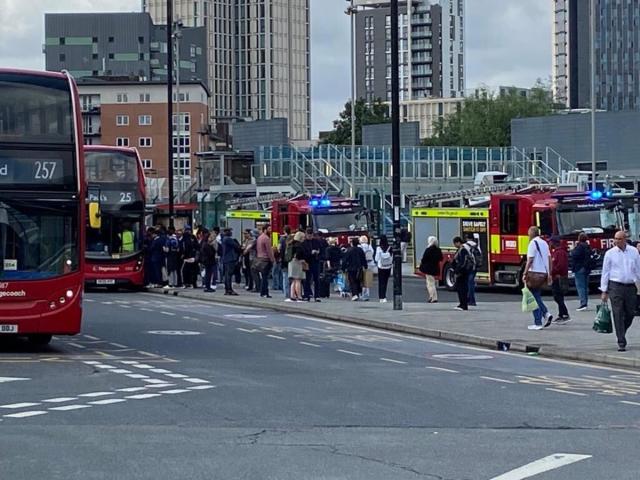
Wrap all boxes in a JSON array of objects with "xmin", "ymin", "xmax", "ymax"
[
  {"xmin": 443, "ymin": 263, "xmax": 456, "ymax": 291},
  {"xmin": 28, "ymin": 334, "xmax": 52, "ymax": 346}
]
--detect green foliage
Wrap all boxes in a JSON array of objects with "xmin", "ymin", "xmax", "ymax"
[
  {"xmin": 320, "ymin": 98, "xmax": 390, "ymax": 145},
  {"xmin": 423, "ymin": 82, "xmax": 558, "ymax": 147}
]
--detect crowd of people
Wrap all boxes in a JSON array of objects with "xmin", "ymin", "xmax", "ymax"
[{"xmin": 142, "ymin": 224, "xmax": 397, "ymax": 303}]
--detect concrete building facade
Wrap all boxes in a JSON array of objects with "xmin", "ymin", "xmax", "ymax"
[
  {"xmin": 355, "ymin": 0, "xmax": 464, "ymax": 103},
  {"xmin": 398, "ymin": 96, "xmax": 463, "ymax": 139},
  {"xmin": 143, "ymin": 0, "xmax": 311, "ymax": 142},
  {"xmin": 77, "ymin": 79, "xmax": 210, "ymax": 201},
  {"xmin": 553, "ymin": 0, "xmax": 640, "ymax": 111},
  {"xmin": 44, "ymin": 12, "xmax": 207, "ymax": 84}
]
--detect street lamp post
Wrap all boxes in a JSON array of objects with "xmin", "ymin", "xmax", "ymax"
[
  {"xmin": 390, "ymin": 0, "xmax": 402, "ymax": 310},
  {"xmin": 174, "ymin": 21, "xmax": 183, "ymax": 202},
  {"xmin": 166, "ymin": 0, "xmax": 175, "ymax": 228},
  {"xmin": 350, "ymin": 0, "xmax": 357, "ymax": 198},
  {"xmin": 590, "ymin": 0, "xmax": 597, "ymax": 192}
]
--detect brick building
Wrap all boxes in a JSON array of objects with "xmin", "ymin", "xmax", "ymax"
[{"xmin": 77, "ymin": 79, "xmax": 210, "ymax": 202}]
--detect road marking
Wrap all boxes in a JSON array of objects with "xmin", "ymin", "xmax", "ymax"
[
  {"xmin": 165, "ymin": 373, "xmax": 188, "ymax": 378},
  {"xmin": 266, "ymin": 334, "xmax": 286, "ymax": 340},
  {"xmin": 42, "ymin": 397, "xmax": 77, "ymax": 403},
  {"xmin": 147, "ymin": 330, "xmax": 202, "ymax": 335},
  {"xmin": 299, "ymin": 341, "xmax": 321, "ymax": 348},
  {"xmin": 139, "ymin": 307, "xmax": 153, "ymax": 312},
  {"xmin": 0, "ymin": 377, "xmax": 30, "ymax": 384},
  {"xmin": 380, "ymin": 358, "xmax": 408, "ymax": 365},
  {"xmin": 84, "ymin": 335, "xmax": 100, "ymax": 340},
  {"xmin": 78, "ymin": 392, "xmax": 115, "ymax": 398},
  {"xmin": 432, "ymin": 353, "xmax": 494, "ymax": 360},
  {"xmin": 160, "ymin": 389, "xmax": 191, "ymax": 394},
  {"xmin": 125, "ymin": 393, "xmax": 161, "ymax": 400},
  {"xmin": 489, "ymin": 453, "xmax": 591, "ymax": 480},
  {"xmin": 224, "ymin": 314, "xmax": 267, "ymax": 319},
  {"xmin": 138, "ymin": 351, "xmax": 158, "ymax": 357},
  {"xmin": 208, "ymin": 321, "xmax": 225, "ymax": 326},
  {"xmin": 4, "ymin": 411, "xmax": 47, "ymax": 418},
  {"xmin": 109, "ymin": 343, "xmax": 128, "ymax": 348},
  {"xmin": 119, "ymin": 305, "xmax": 132, "ymax": 309},
  {"xmin": 337, "ymin": 349, "xmax": 363, "ymax": 356},
  {"xmin": 160, "ymin": 311, "xmax": 176, "ymax": 316},
  {"xmin": 183, "ymin": 378, "xmax": 210, "ymax": 384},
  {"xmin": 126, "ymin": 374, "xmax": 149, "ymax": 379},
  {"xmin": 143, "ymin": 379, "xmax": 170, "ymax": 384},
  {"xmin": 94, "ymin": 364, "xmax": 116, "ymax": 369},
  {"xmin": 546, "ymin": 388, "xmax": 588, "ymax": 397},
  {"xmin": 67, "ymin": 342, "xmax": 86, "ymax": 349},
  {"xmin": 116, "ymin": 387, "xmax": 147, "ymax": 392},
  {"xmin": 131, "ymin": 364, "xmax": 154, "ymax": 369},
  {"xmin": 101, "ymin": 302, "xmax": 114, "ymax": 305},
  {"xmin": 1, "ymin": 402, "xmax": 40, "ymax": 409},
  {"xmin": 188, "ymin": 385, "xmax": 216, "ymax": 390},
  {"xmin": 89, "ymin": 399, "xmax": 127, "ymax": 405},
  {"xmin": 150, "ymin": 369, "xmax": 172, "ymax": 374},
  {"xmin": 49, "ymin": 405, "xmax": 92, "ymax": 411},
  {"xmin": 481, "ymin": 376, "xmax": 515, "ymax": 384},
  {"xmin": 111, "ymin": 369, "xmax": 133, "ymax": 374},
  {"xmin": 237, "ymin": 327, "xmax": 256, "ymax": 333},
  {"xmin": 145, "ymin": 383, "xmax": 175, "ymax": 389},
  {"xmin": 620, "ymin": 400, "xmax": 640, "ymax": 406},
  {"xmin": 426, "ymin": 366, "xmax": 459, "ymax": 373}
]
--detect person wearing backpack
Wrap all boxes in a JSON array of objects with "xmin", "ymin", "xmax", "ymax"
[
  {"xmin": 571, "ymin": 232, "xmax": 591, "ymax": 311},
  {"xmin": 374, "ymin": 235, "xmax": 393, "ymax": 303},
  {"xmin": 451, "ymin": 236, "xmax": 473, "ymax": 311},
  {"xmin": 465, "ymin": 234, "xmax": 481, "ymax": 307},
  {"xmin": 165, "ymin": 226, "xmax": 180, "ymax": 289}
]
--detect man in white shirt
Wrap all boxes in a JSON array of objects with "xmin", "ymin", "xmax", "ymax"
[
  {"xmin": 523, "ymin": 226, "xmax": 553, "ymax": 330},
  {"xmin": 601, "ymin": 231, "xmax": 640, "ymax": 351}
]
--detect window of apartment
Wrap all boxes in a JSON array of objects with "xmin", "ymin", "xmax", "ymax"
[
  {"xmin": 59, "ymin": 37, "xmax": 66, "ymax": 45},
  {"xmin": 116, "ymin": 93, "xmax": 128, "ymax": 103},
  {"xmin": 92, "ymin": 53, "xmax": 99, "ymax": 60},
  {"xmin": 108, "ymin": 36, "xmax": 114, "ymax": 43},
  {"xmin": 138, "ymin": 36, "xmax": 144, "ymax": 44},
  {"xmin": 139, "ymin": 137, "xmax": 152, "ymax": 148},
  {"xmin": 142, "ymin": 159, "xmax": 153, "ymax": 170},
  {"xmin": 139, "ymin": 93, "xmax": 151, "ymax": 103},
  {"xmin": 59, "ymin": 53, "xmax": 66, "ymax": 62},
  {"xmin": 92, "ymin": 37, "xmax": 98, "ymax": 43},
  {"xmin": 108, "ymin": 53, "xmax": 114, "ymax": 59},
  {"xmin": 138, "ymin": 115, "xmax": 152, "ymax": 126},
  {"xmin": 116, "ymin": 137, "xmax": 129, "ymax": 147},
  {"xmin": 116, "ymin": 115, "xmax": 129, "ymax": 126}
]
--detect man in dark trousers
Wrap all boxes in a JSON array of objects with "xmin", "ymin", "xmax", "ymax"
[
  {"xmin": 550, "ymin": 236, "xmax": 570, "ymax": 324},
  {"xmin": 220, "ymin": 228, "xmax": 241, "ymax": 295},
  {"xmin": 451, "ymin": 236, "xmax": 472, "ymax": 311},
  {"xmin": 601, "ymin": 231, "xmax": 640, "ymax": 351},
  {"xmin": 302, "ymin": 228, "xmax": 324, "ymax": 302}
]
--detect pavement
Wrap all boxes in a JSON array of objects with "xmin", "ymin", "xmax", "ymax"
[
  {"xmin": 2, "ymin": 292, "xmax": 640, "ymax": 479},
  {"xmin": 148, "ymin": 275, "xmax": 640, "ymax": 370}
]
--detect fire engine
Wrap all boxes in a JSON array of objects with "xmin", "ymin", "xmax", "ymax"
[
  {"xmin": 226, "ymin": 193, "xmax": 370, "ymax": 245},
  {"xmin": 411, "ymin": 184, "xmax": 625, "ymax": 289}
]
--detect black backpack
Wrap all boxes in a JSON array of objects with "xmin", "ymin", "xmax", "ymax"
[{"xmin": 470, "ymin": 244, "xmax": 483, "ymax": 270}]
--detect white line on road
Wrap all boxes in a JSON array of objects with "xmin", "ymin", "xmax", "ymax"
[
  {"xmin": 188, "ymin": 385, "xmax": 216, "ymax": 390},
  {"xmin": 89, "ymin": 399, "xmax": 127, "ymax": 405},
  {"xmin": 165, "ymin": 373, "xmax": 188, "ymax": 378},
  {"xmin": 150, "ymin": 369, "xmax": 172, "ymax": 374},
  {"xmin": 125, "ymin": 394, "xmax": 161, "ymax": 400},
  {"xmin": 138, "ymin": 351, "xmax": 157, "ymax": 357},
  {"xmin": 78, "ymin": 392, "xmax": 115, "ymax": 398},
  {"xmin": 142, "ymin": 379, "xmax": 170, "ymax": 384},
  {"xmin": 0, "ymin": 402, "xmax": 41, "ymax": 409},
  {"xmin": 83, "ymin": 335, "xmax": 100, "ymax": 340},
  {"xmin": 119, "ymin": 305, "xmax": 132, "ymax": 309},
  {"xmin": 183, "ymin": 378, "xmax": 210, "ymax": 384},
  {"xmin": 160, "ymin": 311, "xmax": 176, "ymax": 316},
  {"xmin": 67, "ymin": 342, "xmax": 86, "ymax": 349},
  {"xmin": 237, "ymin": 328, "xmax": 256, "ymax": 333},
  {"xmin": 116, "ymin": 387, "xmax": 147, "ymax": 392},
  {"xmin": 380, "ymin": 358, "xmax": 408, "ymax": 365},
  {"xmin": 489, "ymin": 453, "xmax": 591, "ymax": 480},
  {"xmin": 160, "ymin": 389, "xmax": 191, "ymax": 394},
  {"xmin": 42, "ymin": 397, "xmax": 77, "ymax": 403},
  {"xmin": 3, "ymin": 411, "xmax": 47, "ymax": 418},
  {"xmin": 125, "ymin": 374, "xmax": 149, "ymax": 379},
  {"xmin": 337, "ymin": 349, "xmax": 363, "ymax": 356},
  {"xmin": 131, "ymin": 364, "xmax": 153, "ymax": 369},
  {"xmin": 545, "ymin": 388, "xmax": 588, "ymax": 397},
  {"xmin": 109, "ymin": 343, "xmax": 128, "ymax": 348},
  {"xmin": 208, "ymin": 321, "xmax": 225, "ymax": 326},
  {"xmin": 266, "ymin": 334, "xmax": 286, "ymax": 340},
  {"xmin": 48, "ymin": 405, "xmax": 92, "ymax": 411},
  {"xmin": 110, "ymin": 369, "xmax": 132, "ymax": 374},
  {"xmin": 425, "ymin": 366, "xmax": 459, "ymax": 373},
  {"xmin": 299, "ymin": 341, "xmax": 321, "ymax": 348},
  {"xmin": 139, "ymin": 308, "xmax": 153, "ymax": 312},
  {"xmin": 620, "ymin": 400, "xmax": 640, "ymax": 406},
  {"xmin": 481, "ymin": 376, "xmax": 515, "ymax": 384}
]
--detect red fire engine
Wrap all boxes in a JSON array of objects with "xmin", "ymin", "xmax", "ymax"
[
  {"xmin": 411, "ymin": 185, "xmax": 625, "ymax": 289},
  {"xmin": 226, "ymin": 194, "xmax": 370, "ymax": 245}
]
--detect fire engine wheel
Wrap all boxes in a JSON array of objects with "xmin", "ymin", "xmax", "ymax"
[
  {"xmin": 28, "ymin": 334, "xmax": 53, "ymax": 346},
  {"xmin": 442, "ymin": 263, "xmax": 456, "ymax": 291}
]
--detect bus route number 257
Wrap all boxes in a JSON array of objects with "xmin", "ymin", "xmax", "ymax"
[{"xmin": 34, "ymin": 161, "xmax": 58, "ymax": 180}]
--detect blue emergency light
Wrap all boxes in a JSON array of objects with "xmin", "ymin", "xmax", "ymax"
[
  {"xmin": 588, "ymin": 190, "xmax": 603, "ymax": 201},
  {"xmin": 309, "ymin": 196, "xmax": 331, "ymax": 208}
]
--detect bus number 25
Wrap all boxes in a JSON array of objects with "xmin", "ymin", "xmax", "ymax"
[
  {"xmin": 34, "ymin": 161, "xmax": 57, "ymax": 180},
  {"xmin": 119, "ymin": 192, "xmax": 133, "ymax": 203}
]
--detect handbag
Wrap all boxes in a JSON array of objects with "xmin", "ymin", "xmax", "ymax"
[
  {"xmin": 521, "ymin": 287, "xmax": 537, "ymax": 312},
  {"xmin": 253, "ymin": 257, "xmax": 269, "ymax": 273},
  {"xmin": 593, "ymin": 302, "xmax": 613, "ymax": 334}
]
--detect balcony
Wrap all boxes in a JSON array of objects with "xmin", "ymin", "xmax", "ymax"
[
  {"xmin": 81, "ymin": 104, "xmax": 101, "ymax": 114},
  {"xmin": 83, "ymin": 126, "xmax": 102, "ymax": 136},
  {"xmin": 411, "ymin": 40, "xmax": 432, "ymax": 51},
  {"xmin": 411, "ymin": 27, "xmax": 432, "ymax": 39},
  {"xmin": 411, "ymin": 66, "xmax": 432, "ymax": 77}
]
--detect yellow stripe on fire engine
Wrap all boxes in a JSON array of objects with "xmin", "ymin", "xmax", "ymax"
[
  {"xmin": 411, "ymin": 208, "xmax": 488, "ymax": 218},
  {"xmin": 490, "ymin": 234, "xmax": 530, "ymax": 255},
  {"xmin": 226, "ymin": 210, "xmax": 271, "ymax": 220}
]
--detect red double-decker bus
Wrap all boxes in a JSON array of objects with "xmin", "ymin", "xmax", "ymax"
[
  {"xmin": 84, "ymin": 146, "xmax": 146, "ymax": 290},
  {"xmin": 0, "ymin": 69, "xmax": 89, "ymax": 345}
]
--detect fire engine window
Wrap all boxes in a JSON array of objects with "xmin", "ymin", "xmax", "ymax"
[
  {"xmin": 299, "ymin": 215, "xmax": 309, "ymax": 230},
  {"xmin": 500, "ymin": 200, "xmax": 518, "ymax": 235},
  {"xmin": 538, "ymin": 210, "xmax": 553, "ymax": 237}
]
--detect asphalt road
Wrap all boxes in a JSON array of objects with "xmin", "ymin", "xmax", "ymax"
[{"xmin": 2, "ymin": 291, "xmax": 639, "ymax": 479}]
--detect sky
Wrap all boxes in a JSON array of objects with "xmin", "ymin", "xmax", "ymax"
[{"xmin": 0, "ymin": 0, "xmax": 552, "ymax": 138}]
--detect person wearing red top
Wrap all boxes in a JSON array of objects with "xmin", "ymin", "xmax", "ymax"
[
  {"xmin": 256, "ymin": 225, "xmax": 275, "ymax": 298},
  {"xmin": 550, "ymin": 236, "xmax": 570, "ymax": 325}
]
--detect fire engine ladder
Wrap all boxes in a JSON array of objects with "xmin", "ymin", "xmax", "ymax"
[
  {"xmin": 226, "ymin": 192, "xmax": 301, "ymax": 211},
  {"xmin": 411, "ymin": 183, "xmax": 529, "ymax": 208}
]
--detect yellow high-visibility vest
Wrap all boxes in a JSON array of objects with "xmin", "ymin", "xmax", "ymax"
[{"xmin": 119, "ymin": 230, "xmax": 135, "ymax": 253}]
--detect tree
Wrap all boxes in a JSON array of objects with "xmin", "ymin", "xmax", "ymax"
[
  {"xmin": 320, "ymin": 98, "xmax": 390, "ymax": 145},
  {"xmin": 423, "ymin": 82, "xmax": 558, "ymax": 147}
]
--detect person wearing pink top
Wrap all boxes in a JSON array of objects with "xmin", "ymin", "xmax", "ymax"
[{"xmin": 255, "ymin": 225, "xmax": 275, "ymax": 298}]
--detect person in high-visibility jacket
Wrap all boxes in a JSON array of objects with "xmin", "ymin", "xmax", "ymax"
[{"xmin": 118, "ymin": 227, "xmax": 136, "ymax": 254}]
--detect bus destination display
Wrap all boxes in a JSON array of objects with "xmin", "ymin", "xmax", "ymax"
[{"xmin": 0, "ymin": 152, "xmax": 70, "ymax": 186}]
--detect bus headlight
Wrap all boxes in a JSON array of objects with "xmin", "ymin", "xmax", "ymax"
[{"xmin": 66, "ymin": 290, "xmax": 74, "ymax": 298}]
